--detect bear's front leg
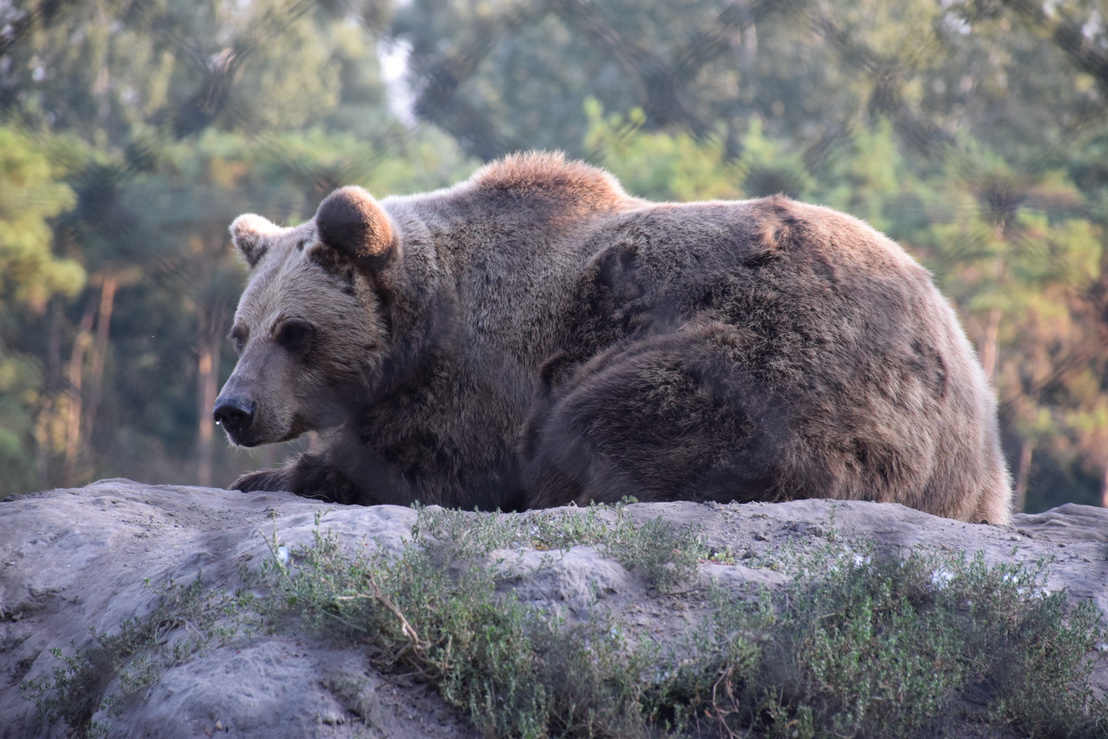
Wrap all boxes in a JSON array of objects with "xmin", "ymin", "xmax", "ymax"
[{"xmin": 230, "ymin": 453, "xmax": 372, "ymax": 505}]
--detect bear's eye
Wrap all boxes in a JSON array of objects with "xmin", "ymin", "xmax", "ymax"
[
  {"xmin": 229, "ymin": 326, "xmax": 247, "ymax": 354},
  {"xmin": 276, "ymin": 320, "xmax": 314, "ymax": 353}
]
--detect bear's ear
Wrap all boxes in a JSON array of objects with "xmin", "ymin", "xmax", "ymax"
[
  {"xmin": 230, "ymin": 214, "xmax": 282, "ymax": 268},
  {"xmin": 313, "ymin": 186, "xmax": 398, "ymax": 273}
]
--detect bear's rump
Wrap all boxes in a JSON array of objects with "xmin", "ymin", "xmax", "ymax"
[
  {"xmin": 521, "ymin": 322, "xmax": 837, "ymax": 507},
  {"xmin": 521, "ymin": 273, "xmax": 964, "ymax": 509}
]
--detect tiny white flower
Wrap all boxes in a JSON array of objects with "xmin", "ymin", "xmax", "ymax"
[{"xmin": 930, "ymin": 568, "xmax": 955, "ymax": 589}]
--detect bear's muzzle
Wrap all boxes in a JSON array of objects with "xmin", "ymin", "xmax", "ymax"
[{"xmin": 213, "ymin": 395, "xmax": 256, "ymax": 446}]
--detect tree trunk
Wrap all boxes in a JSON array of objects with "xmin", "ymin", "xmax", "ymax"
[
  {"xmin": 979, "ymin": 306, "xmax": 1002, "ymax": 383},
  {"xmin": 35, "ymin": 300, "xmax": 66, "ymax": 486},
  {"xmin": 975, "ymin": 214, "xmax": 1013, "ymax": 384},
  {"xmin": 978, "ymin": 249, "xmax": 1008, "ymax": 383},
  {"xmin": 84, "ymin": 275, "xmax": 117, "ymax": 447},
  {"xmin": 1013, "ymin": 439, "xmax": 1033, "ymax": 514},
  {"xmin": 63, "ymin": 301, "xmax": 97, "ymax": 487},
  {"xmin": 1101, "ymin": 462, "xmax": 1108, "ymax": 510},
  {"xmin": 197, "ymin": 300, "xmax": 225, "ymax": 487},
  {"xmin": 196, "ymin": 317, "xmax": 223, "ymax": 487}
]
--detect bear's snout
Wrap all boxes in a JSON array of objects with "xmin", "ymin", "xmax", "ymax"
[{"xmin": 213, "ymin": 395, "xmax": 256, "ymax": 445}]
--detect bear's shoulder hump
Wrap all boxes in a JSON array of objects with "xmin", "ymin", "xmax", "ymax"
[{"xmin": 467, "ymin": 151, "xmax": 633, "ymax": 207}]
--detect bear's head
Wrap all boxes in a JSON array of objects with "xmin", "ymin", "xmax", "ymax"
[{"xmin": 213, "ymin": 187, "xmax": 399, "ymax": 447}]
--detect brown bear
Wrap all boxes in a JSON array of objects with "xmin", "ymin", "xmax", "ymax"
[{"xmin": 214, "ymin": 152, "xmax": 1012, "ymax": 524}]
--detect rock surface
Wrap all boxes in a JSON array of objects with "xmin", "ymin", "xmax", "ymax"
[{"xmin": 1, "ymin": 479, "xmax": 1106, "ymax": 738}]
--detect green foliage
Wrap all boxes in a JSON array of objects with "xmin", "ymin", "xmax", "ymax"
[
  {"xmin": 0, "ymin": 126, "xmax": 85, "ymax": 492},
  {"xmin": 409, "ymin": 500, "xmax": 704, "ymax": 592},
  {"xmin": 389, "ymin": 0, "xmax": 1108, "ymax": 168},
  {"xmin": 650, "ymin": 546, "xmax": 1108, "ymax": 738},
  {"xmin": 2, "ymin": 0, "xmax": 384, "ymax": 145},
  {"xmin": 733, "ymin": 118, "xmax": 814, "ymax": 200},
  {"xmin": 0, "ymin": 347, "xmax": 42, "ymax": 493},
  {"xmin": 585, "ymin": 103, "xmax": 816, "ymax": 202},
  {"xmin": 585, "ymin": 100, "xmax": 742, "ymax": 202},
  {"xmin": 22, "ymin": 577, "xmax": 234, "ymax": 738},
  {"xmin": 256, "ymin": 506, "xmax": 693, "ymax": 738},
  {"xmin": 0, "ymin": 127, "xmax": 83, "ymax": 308},
  {"xmin": 254, "ymin": 508, "xmax": 1108, "ymax": 738}
]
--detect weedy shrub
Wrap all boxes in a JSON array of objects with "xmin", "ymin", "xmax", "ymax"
[
  {"xmin": 662, "ymin": 548, "xmax": 1108, "ymax": 738},
  {"xmin": 261, "ymin": 507, "xmax": 1108, "ymax": 738},
  {"xmin": 21, "ymin": 577, "xmax": 234, "ymax": 738},
  {"xmin": 410, "ymin": 500, "xmax": 704, "ymax": 592},
  {"xmin": 256, "ymin": 504, "xmax": 691, "ymax": 737}
]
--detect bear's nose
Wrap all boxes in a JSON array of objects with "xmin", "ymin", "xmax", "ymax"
[{"xmin": 213, "ymin": 396, "xmax": 255, "ymax": 438}]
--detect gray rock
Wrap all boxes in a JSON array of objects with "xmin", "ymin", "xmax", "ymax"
[
  {"xmin": 2, "ymin": 480, "xmax": 1106, "ymax": 738},
  {"xmin": 490, "ymin": 546, "xmax": 639, "ymax": 619}
]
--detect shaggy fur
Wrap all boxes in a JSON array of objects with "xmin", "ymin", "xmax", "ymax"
[{"xmin": 214, "ymin": 152, "xmax": 1012, "ymax": 523}]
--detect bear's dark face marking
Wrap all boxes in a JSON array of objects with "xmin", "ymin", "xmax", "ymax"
[{"xmin": 214, "ymin": 194, "xmax": 394, "ymax": 447}]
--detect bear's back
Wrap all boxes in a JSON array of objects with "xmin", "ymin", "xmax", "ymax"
[
  {"xmin": 511, "ymin": 187, "xmax": 1008, "ymax": 522},
  {"xmin": 392, "ymin": 157, "xmax": 961, "ymax": 395},
  {"xmin": 580, "ymin": 193, "xmax": 975, "ymax": 413}
]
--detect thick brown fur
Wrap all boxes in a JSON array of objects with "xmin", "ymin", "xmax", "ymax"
[{"xmin": 215, "ymin": 151, "xmax": 1012, "ymax": 523}]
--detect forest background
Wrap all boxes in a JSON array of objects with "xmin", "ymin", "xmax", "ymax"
[{"xmin": 2, "ymin": 0, "xmax": 1107, "ymax": 513}]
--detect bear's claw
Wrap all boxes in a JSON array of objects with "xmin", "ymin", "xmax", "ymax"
[{"xmin": 231, "ymin": 469, "xmax": 291, "ymax": 494}]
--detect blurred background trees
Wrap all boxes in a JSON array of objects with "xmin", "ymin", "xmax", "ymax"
[{"xmin": 1, "ymin": 0, "xmax": 1105, "ymax": 511}]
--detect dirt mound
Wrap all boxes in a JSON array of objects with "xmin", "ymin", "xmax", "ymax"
[{"xmin": 2, "ymin": 480, "xmax": 1105, "ymax": 738}]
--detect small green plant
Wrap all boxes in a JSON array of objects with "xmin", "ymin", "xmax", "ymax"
[
  {"xmin": 411, "ymin": 500, "xmax": 704, "ymax": 592},
  {"xmin": 259, "ymin": 506, "xmax": 1108, "ymax": 738},
  {"xmin": 664, "ymin": 549, "xmax": 1108, "ymax": 738},
  {"xmin": 22, "ymin": 577, "xmax": 234, "ymax": 738},
  {"xmin": 255, "ymin": 504, "xmax": 698, "ymax": 738}
]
